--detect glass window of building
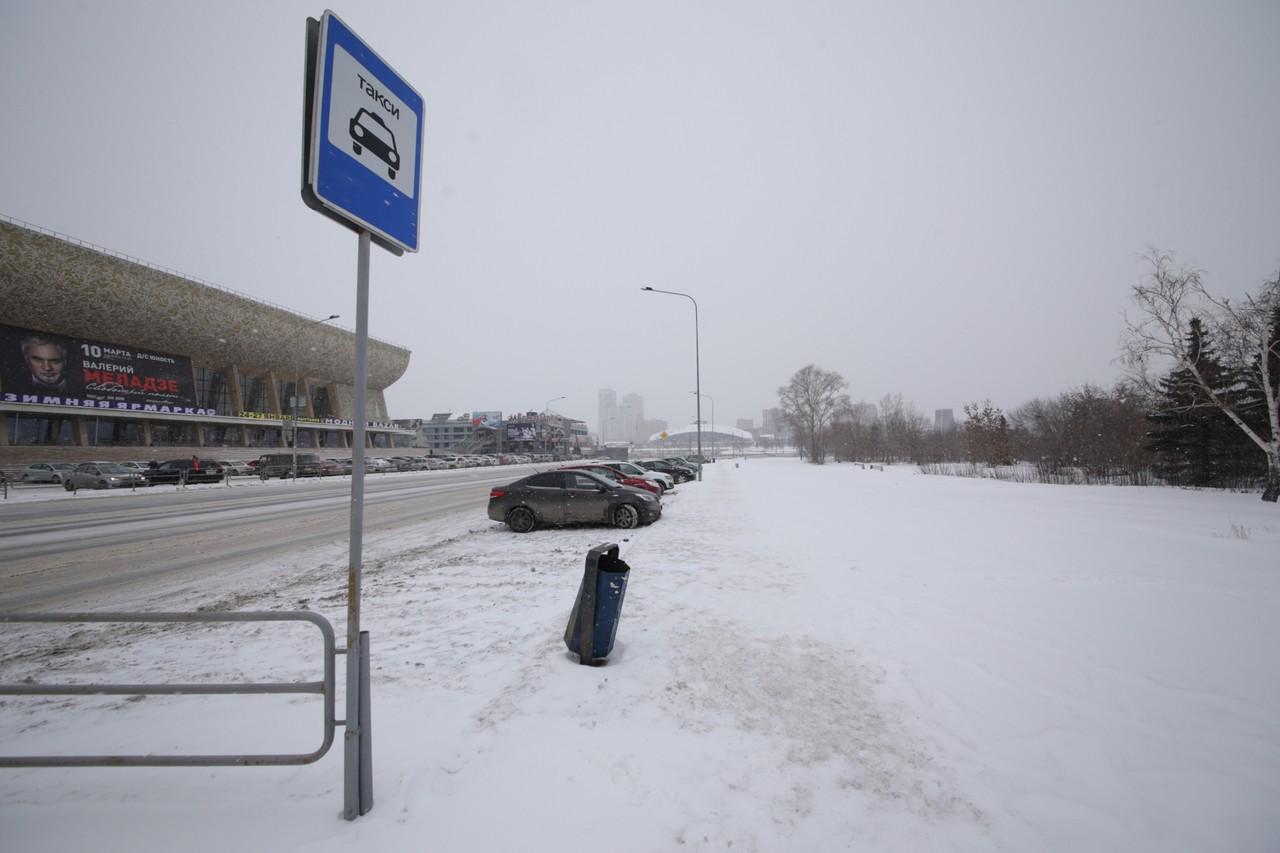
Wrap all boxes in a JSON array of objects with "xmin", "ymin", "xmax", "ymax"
[
  {"xmin": 151, "ymin": 421, "xmax": 197, "ymax": 446},
  {"xmin": 6, "ymin": 413, "xmax": 76, "ymax": 445},
  {"xmin": 202, "ymin": 423, "xmax": 242, "ymax": 447},
  {"xmin": 277, "ymin": 379, "xmax": 300, "ymax": 416},
  {"xmin": 239, "ymin": 374, "xmax": 271, "ymax": 414},
  {"xmin": 86, "ymin": 417, "xmax": 145, "ymax": 446},
  {"xmin": 310, "ymin": 384, "xmax": 333, "ymax": 418},
  {"xmin": 317, "ymin": 430, "xmax": 343, "ymax": 448},
  {"xmin": 194, "ymin": 367, "xmax": 233, "ymax": 415},
  {"xmin": 246, "ymin": 427, "xmax": 282, "ymax": 447}
]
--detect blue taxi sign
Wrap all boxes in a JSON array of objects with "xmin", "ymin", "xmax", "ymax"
[{"xmin": 305, "ymin": 10, "xmax": 423, "ymax": 253}]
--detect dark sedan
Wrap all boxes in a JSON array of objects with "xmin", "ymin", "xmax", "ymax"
[
  {"xmin": 144, "ymin": 459, "xmax": 225, "ymax": 485},
  {"xmin": 638, "ymin": 459, "xmax": 695, "ymax": 483},
  {"xmin": 488, "ymin": 469, "xmax": 661, "ymax": 533}
]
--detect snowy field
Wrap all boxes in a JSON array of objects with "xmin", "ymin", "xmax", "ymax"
[{"xmin": 1, "ymin": 457, "xmax": 1277, "ymax": 852}]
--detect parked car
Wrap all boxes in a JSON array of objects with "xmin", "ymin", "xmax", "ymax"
[
  {"xmin": 216, "ymin": 459, "xmax": 254, "ymax": 476},
  {"xmin": 144, "ymin": 459, "xmax": 226, "ymax": 485},
  {"xmin": 666, "ymin": 456, "xmax": 702, "ymax": 473},
  {"xmin": 598, "ymin": 460, "xmax": 674, "ymax": 493},
  {"xmin": 63, "ymin": 462, "xmax": 147, "ymax": 490},
  {"xmin": 324, "ymin": 458, "xmax": 354, "ymax": 475},
  {"xmin": 256, "ymin": 453, "xmax": 322, "ymax": 479},
  {"xmin": 384, "ymin": 456, "xmax": 415, "ymax": 471},
  {"xmin": 19, "ymin": 462, "xmax": 77, "ymax": 484},
  {"xmin": 639, "ymin": 459, "xmax": 695, "ymax": 483},
  {"xmin": 488, "ymin": 469, "xmax": 661, "ymax": 533},
  {"xmin": 365, "ymin": 457, "xmax": 394, "ymax": 473},
  {"xmin": 562, "ymin": 463, "xmax": 662, "ymax": 496}
]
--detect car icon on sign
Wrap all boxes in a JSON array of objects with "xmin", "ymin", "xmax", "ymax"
[{"xmin": 349, "ymin": 108, "xmax": 400, "ymax": 180}]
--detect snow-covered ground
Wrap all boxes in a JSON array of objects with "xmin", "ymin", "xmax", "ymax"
[{"xmin": 1, "ymin": 458, "xmax": 1277, "ymax": 852}]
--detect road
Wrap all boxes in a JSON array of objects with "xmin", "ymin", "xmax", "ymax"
[{"xmin": 0, "ymin": 467, "xmax": 527, "ymax": 610}]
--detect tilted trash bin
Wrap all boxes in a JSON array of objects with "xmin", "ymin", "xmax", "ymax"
[{"xmin": 564, "ymin": 543, "xmax": 631, "ymax": 665}]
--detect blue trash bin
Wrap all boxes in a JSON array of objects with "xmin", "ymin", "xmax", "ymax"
[{"xmin": 564, "ymin": 543, "xmax": 630, "ymax": 665}]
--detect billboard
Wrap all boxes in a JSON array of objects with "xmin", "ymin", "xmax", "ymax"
[
  {"xmin": 506, "ymin": 423, "xmax": 538, "ymax": 442},
  {"xmin": 0, "ymin": 324, "xmax": 214, "ymax": 416}
]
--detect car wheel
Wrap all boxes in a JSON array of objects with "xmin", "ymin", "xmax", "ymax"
[
  {"xmin": 52, "ymin": 474, "xmax": 62, "ymax": 484},
  {"xmin": 96, "ymin": 480, "xmax": 109, "ymax": 490},
  {"xmin": 506, "ymin": 506, "xmax": 536, "ymax": 533},
  {"xmin": 64, "ymin": 481, "xmax": 75, "ymax": 491},
  {"xmin": 21, "ymin": 474, "xmax": 31, "ymax": 482},
  {"xmin": 613, "ymin": 503, "xmax": 640, "ymax": 530}
]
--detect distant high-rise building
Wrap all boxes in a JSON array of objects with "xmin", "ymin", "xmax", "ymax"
[
  {"xmin": 621, "ymin": 392, "xmax": 644, "ymax": 443},
  {"xmin": 762, "ymin": 407, "xmax": 789, "ymax": 438},
  {"xmin": 934, "ymin": 408, "xmax": 955, "ymax": 431},
  {"xmin": 598, "ymin": 388, "xmax": 617, "ymax": 443}
]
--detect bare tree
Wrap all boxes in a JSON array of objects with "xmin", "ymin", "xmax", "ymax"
[
  {"xmin": 1010, "ymin": 384, "xmax": 1154, "ymax": 476},
  {"xmin": 778, "ymin": 364, "xmax": 850, "ymax": 464},
  {"xmin": 1123, "ymin": 252, "xmax": 1280, "ymax": 502},
  {"xmin": 879, "ymin": 393, "xmax": 930, "ymax": 463}
]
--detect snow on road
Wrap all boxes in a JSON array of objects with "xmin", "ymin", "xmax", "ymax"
[{"xmin": 1, "ymin": 458, "xmax": 1277, "ymax": 851}]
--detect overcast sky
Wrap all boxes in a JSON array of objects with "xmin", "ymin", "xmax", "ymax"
[{"xmin": 2, "ymin": 1, "xmax": 1277, "ymax": 432}]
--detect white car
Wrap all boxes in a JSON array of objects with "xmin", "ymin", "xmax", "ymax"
[
  {"xmin": 605, "ymin": 461, "xmax": 674, "ymax": 492},
  {"xmin": 19, "ymin": 462, "xmax": 77, "ymax": 484}
]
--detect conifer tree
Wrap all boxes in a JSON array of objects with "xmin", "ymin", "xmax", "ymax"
[
  {"xmin": 1146, "ymin": 319, "xmax": 1238, "ymax": 485},
  {"xmin": 1125, "ymin": 254, "xmax": 1280, "ymax": 502}
]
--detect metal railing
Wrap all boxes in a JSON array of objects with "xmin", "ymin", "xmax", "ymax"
[{"xmin": 0, "ymin": 611, "xmax": 337, "ymax": 767}]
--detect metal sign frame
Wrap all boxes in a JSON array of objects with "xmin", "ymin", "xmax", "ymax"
[{"xmin": 302, "ymin": 10, "xmax": 423, "ymax": 254}]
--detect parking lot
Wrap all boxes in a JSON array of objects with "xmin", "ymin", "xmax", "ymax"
[{"xmin": 0, "ymin": 453, "xmax": 711, "ymax": 610}]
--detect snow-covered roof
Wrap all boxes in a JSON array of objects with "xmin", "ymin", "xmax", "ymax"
[{"xmin": 648, "ymin": 423, "xmax": 753, "ymax": 442}]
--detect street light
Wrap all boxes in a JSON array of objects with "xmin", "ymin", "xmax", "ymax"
[
  {"xmin": 544, "ymin": 396, "xmax": 565, "ymax": 459},
  {"xmin": 690, "ymin": 390, "xmax": 715, "ymax": 458},
  {"xmin": 291, "ymin": 313, "xmax": 340, "ymax": 482},
  {"xmin": 642, "ymin": 286, "xmax": 701, "ymax": 479}
]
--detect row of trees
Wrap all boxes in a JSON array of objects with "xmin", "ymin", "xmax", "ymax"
[{"xmin": 776, "ymin": 254, "xmax": 1280, "ymax": 501}]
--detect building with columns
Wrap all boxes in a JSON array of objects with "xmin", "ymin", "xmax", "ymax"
[{"xmin": 0, "ymin": 217, "xmax": 414, "ymax": 464}]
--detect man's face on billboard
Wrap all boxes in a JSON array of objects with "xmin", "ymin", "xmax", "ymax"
[{"xmin": 24, "ymin": 342, "xmax": 65, "ymax": 385}]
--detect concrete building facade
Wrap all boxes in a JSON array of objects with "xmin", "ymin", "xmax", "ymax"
[{"xmin": 0, "ymin": 217, "xmax": 414, "ymax": 464}]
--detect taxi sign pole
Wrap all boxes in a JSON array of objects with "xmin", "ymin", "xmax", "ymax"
[
  {"xmin": 344, "ymin": 229, "xmax": 372, "ymax": 819},
  {"xmin": 303, "ymin": 11, "xmax": 421, "ymax": 818}
]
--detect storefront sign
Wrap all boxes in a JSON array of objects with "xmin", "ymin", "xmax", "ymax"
[
  {"xmin": 239, "ymin": 410, "xmax": 398, "ymax": 429},
  {"xmin": 0, "ymin": 324, "xmax": 215, "ymax": 415}
]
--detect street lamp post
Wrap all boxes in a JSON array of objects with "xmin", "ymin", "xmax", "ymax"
[
  {"xmin": 544, "ymin": 396, "xmax": 565, "ymax": 459},
  {"xmin": 642, "ymin": 286, "xmax": 701, "ymax": 480},
  {"xmin": 290, "ymin": 313, "xmax": 340, "ymax": 483},
  {"xmin": 690, "ymin": 390, "xmax": 715, "ymax": 459}
]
